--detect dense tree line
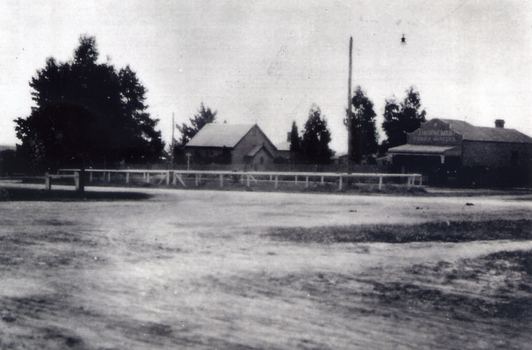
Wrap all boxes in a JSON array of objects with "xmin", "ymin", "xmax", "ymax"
[
  {"xmin": 381, "ymin": 87, "xmax": 427, "ymax": 153},
  {"xmin": 13, "ymin": 34, "xmax": 426, "ymax": 172},
  {"xmin": 287, "ymin": 86, "xmax": 426, "ymax": 165},
  {"xmin": 289, "ymin": 106, "xmax": 333, "ymax": 165}
]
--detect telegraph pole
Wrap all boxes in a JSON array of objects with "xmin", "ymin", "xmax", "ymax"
[
  {"xmin": 347, "ymin": 37, "xmax": 353, "ymax": 174},
  {"xmin": 170, "ymin": 112, "xmax": 175, "ymax": 164}
]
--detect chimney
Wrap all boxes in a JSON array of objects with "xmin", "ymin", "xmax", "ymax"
[
  {"xmin": 495, "ymin": 119, "xmax": 505, "ymax": 128},
  {"xmin": 287, "ymin": 132, "xmax": 291, "ymax": 142}
]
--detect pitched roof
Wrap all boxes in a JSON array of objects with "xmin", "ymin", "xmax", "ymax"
[
  {"xmin": 247, "ymin": 145, "xmax": 263, "ymax": 156},
  {"xmin": 246, "ymin": 145, "xmax": 274, "ymax": 158},
  {"xmin": 437, "ymin": 119, "xmax": 532, "ymax": 143},
  {"xmin": 186, "ymin": 124, "xmax": 255, "ymax": 148}
]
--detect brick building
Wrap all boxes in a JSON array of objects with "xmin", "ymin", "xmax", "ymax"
[
  {"xmin": 186, "ymin": 124, "xmax": 277, "ymax": 170},
  {"xmin": 387, "ymin": 118, "xmax": 532, "ymax": 187}
]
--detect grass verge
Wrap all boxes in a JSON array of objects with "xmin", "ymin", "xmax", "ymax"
[{"xmin": 267, "ymin": 219, "xmax": 532, "ymax": 244}]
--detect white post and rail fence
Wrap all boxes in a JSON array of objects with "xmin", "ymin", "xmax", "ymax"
[{"xmin": 56, "ymin": 169, "xmax": 423, "ymax": 191}]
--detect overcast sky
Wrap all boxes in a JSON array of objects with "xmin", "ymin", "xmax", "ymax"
[{"xmin": 1, "ymin": 0, "xmax": 531, "ymax": 152}]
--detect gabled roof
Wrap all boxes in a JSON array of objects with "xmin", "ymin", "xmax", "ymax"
[
  {"xmin": 437, "ymin": 119, "xmax": 532, "ymax": 143},
  {"xmin": 186, "ymin": 124, "xmax": 255, "ymax": 148},
  {"xmin": 246, "ymin": 145, "xmax": 274, "ymax": 158}
]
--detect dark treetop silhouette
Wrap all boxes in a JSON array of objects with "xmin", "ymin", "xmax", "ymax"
[{"xmin": 15, "ymin": 36, "xmax": 164, "ymax": 172}]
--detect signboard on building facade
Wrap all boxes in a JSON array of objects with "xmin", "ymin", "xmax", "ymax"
[{"xmin": 408, "ymin": 120, "xmax": 462, "ymax": 146}]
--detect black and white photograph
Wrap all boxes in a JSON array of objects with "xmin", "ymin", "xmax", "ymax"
[{"xmin": 0, "ymin": 0, "xmax": 531, "ymax": 349}]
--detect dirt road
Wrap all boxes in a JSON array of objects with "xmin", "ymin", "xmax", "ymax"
[{"xmin": 0, "ymin": 185, "xmax": 531, "ymax": 349}]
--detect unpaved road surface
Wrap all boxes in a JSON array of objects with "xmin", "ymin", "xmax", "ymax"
[{"xmin": 0, "ymin": 184, "xmax": 531, "ymax": 349}]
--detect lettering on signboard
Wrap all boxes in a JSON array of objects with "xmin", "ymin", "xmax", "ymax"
[{"xmin": 410, "ymin": 128, "xmax": 459, "ymax": 145}]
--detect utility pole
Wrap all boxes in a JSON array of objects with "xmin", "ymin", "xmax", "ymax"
[
  {"xmin": 170, "ymin": 112, "xmax": 175, "ymax": 164},
  {"xmin": 347, "ymin": 37, "xmax": 353, "ymax": 174}
]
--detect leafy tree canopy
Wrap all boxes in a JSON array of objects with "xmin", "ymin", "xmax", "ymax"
[
  {"xmin": 382, "ymin": 86, "xmax": 427, "ymax": 151},
  {"xmin": 14, "ymin": 35, "xmax": 163, "ymax": 172},
  {"xmin": 177, "ymin": 103, "xmax": 217, "ymax": 146},
  {"xmin": 344, "ymin": 86, "xmax": 379, "ymax": 164},
  {"xmin": 301, "ymin": 105, "xmax": 333, "ymax": 165}
]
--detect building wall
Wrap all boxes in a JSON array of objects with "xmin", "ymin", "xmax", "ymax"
[
  {"xmin": 190, "ymin": 147, "xmax": 224, "ymax": 158},
  {"xmin": 277, "ymin": 150, "xmax": 290, "ymax": 159},
  {"xmin": 462, "ymin": 141, "xmax": 532, "ymax": 168},
  {"xmin": 232, "ymin": 125, "xmax": 277, "ymax": 164},
  {"xmin": 249, "ymin": 148, "xmax": 274, "ymax": 171}
]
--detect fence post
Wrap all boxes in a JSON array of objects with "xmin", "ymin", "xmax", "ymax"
[
  {"xmin": 338, "ymin": 176, "xmax": 343, "ymax": 190},
  {"xmin": 146, "ymin": 172, "xmax": 150, "ymax": 183},
  {"xmin": 166, "ymin": 171, "xmax": 170, "ymax": 186},
  {"xmin": 89, "ymin": 171, "xmax": 93, "ymax": 183},
  {"xmin": 247, "ymin": 174, "xmax": 250, "ymax": 187},
  {"xmin": 45, "ymin": 173, "xmax": 51, "ymax": 191},
  {"xmin": 126, "ymin": 172, "xmax": 130, "ymax": 184},
  {"xmin": 379, "ymin": 176, "xmax": 383, "ymax": 190},
  {"xmin": 74, "ymin": 172, "xmax": 80, "ymax": 191},
  {"xmin": 219, "ymin": 173, "xmax": 223, "ymax": 188},
  {"xmin": 107, "ymin": 172, "xmax": 111, "ymax": 182},
  {"xmin": 305, "ymin": 176, "xmax": 309, "ymax": 189},
  {"xmin": 275, "ymin": 175, "xmax": 278, "ymax": 189}
]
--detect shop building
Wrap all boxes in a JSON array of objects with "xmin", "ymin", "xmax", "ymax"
[{"xmin": 387, "ymin": 119, "xmax": 532, "ymax": 187}]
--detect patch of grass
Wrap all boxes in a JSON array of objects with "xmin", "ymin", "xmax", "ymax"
[
  {"xmin": 372, "ymin": 279, "xmax": 532, "ymax": 320},
  {"xmin": 267, "ymin": 219, "xmax": 532, "ymax": 244},
  {"xmin": 483, "ymin": 249, "xmax": 532, "ymax": 275},
  {"xmin": 384, "ymin": 249, "xmax": 532, "ymax": 321}
]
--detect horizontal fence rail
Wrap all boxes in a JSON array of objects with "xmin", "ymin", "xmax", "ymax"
[{"xmin": 58, "ymin": 169, "xmax": 423, "ymax": 191}]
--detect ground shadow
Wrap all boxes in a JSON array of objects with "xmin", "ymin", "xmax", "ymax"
[{"xmin": 0, "ymin": 187, "xmax": 152, "ymax": 202}]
